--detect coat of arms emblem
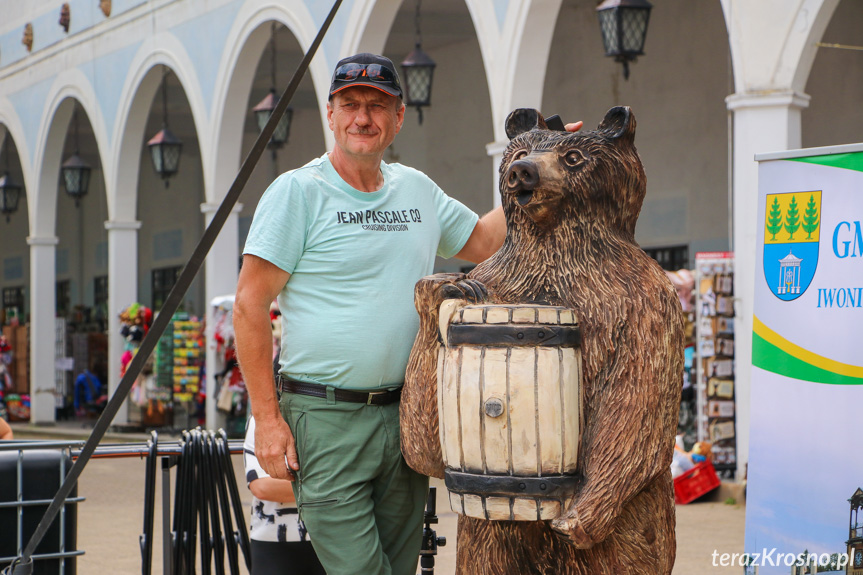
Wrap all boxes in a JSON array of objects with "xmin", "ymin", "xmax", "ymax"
[{"xmin": 763, "ymin": 191, "xmax": 821, "ymax": 301}]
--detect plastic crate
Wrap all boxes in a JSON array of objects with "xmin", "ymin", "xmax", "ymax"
[{"xmin": 673, "ymin": 460, "xmax": 721, "ymax": 504}]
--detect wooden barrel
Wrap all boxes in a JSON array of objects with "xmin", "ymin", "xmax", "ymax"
[{"xmin": 437, "ymin": 301, "xmax": 583, "ymax": 521}]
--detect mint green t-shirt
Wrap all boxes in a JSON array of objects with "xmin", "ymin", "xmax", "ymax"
[{"xmin": 243, "ymin": 154, "xmax": 479, "ymax": 390}]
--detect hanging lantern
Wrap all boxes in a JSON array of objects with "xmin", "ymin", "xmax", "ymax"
[
  {"xmin": 251, "ymin": 24, "xmax": 293, "ymax": 148},
  {"xmin": 0, "ymin": 136, "xmax": 21, "ymax": 222},
  {"xmin": 253, "ymin": 90, "xmax": 293, "ymax": 148},
  {"xmin": 147, "ymin": 126, "xmax": 182, "ymax": 186},
  {"xmin": 61, "ymin": 107, "xmax": 91, "ymax": 205},
  {"xmin": 147, "ymin": 67, "xmax": 183, "ymax": 187},
  {"xmin": 596, "ymin": 0, "xmax": 652, "ymax": 80},
  {"xmin": 401, "ymin": 0, "xmax": 436, "ymax": 124},
  {"xmin": 61, "ymin": 152, "xmax": 91, "ymax": 202},
  {"xmin": 0, "ymin": 173, "xmax": 21, "ymax": 223}
]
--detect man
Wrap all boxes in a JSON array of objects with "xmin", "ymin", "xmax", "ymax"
[
  {"xmin": 74, "ymin": 368, "xmax": 105, "ymax": 417},
  {"xmin": 235, "ymin": 53, "xmax": 580, "ymax": 574}
]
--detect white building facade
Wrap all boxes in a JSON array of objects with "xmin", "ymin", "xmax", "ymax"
[{"xmin": 0, "ymin": 0, "xmax": 859, "ymax": 479}]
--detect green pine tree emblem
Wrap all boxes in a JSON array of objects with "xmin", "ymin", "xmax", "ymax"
[
  {"xmin": 766, "ymin": 197, "xmax": 783, "ymax": 241},
  {"xmin": 802, "ymin": 194, "xmax": 820, "ymax": 239},
  {"xmin": 784, "ymin": 195, "xmax": 800, "ymax": 240}
]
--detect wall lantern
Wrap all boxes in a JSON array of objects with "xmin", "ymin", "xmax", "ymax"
[
  {"xmin": 147, "ymin": 67, "xmax": 183, "ymax": 187},
  {"xmin": 252, "ymin": 23, "xmax": 293, "ymax": 149},
  {"xmin": 22, "ymin": 23, "xmax": 33, "ymax": 53},
  {"xmin": 59, "ymin": 3, "xmax": 71, "ymax": 33},
  {"xmin": 61, "ymin": 107, "xmax": 91, "ymax": 206},
  {"xmin": 596, "ymin": 0, "xmax": 652, "ymax": 80},
  {"xmin": 400, "ymin": 0, "xmax": 436, "ymax": 124},
  {"xmin": 0, "ymin": 135, "xmax": 21, "ymax": 222}
]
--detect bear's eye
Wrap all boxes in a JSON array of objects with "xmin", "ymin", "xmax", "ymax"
[
  {"xmin": 564, "ymin": 150, "xmax": 585, "ymax": 167},
  {"xmin": 512, "ymin": 149, "xmax": 528, "ymax": 161}
]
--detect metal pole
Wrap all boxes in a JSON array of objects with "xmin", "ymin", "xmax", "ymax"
[{"xmin": 161, "ymin": 456, "xmax": 173, "ymax": 575}]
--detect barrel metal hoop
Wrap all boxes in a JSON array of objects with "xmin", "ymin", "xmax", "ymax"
[
  {"xmin": 444, "ymin": 469, "xmax": 581, "ymax": 497},
  {"xmin": 446, "ymin": 325, "xmax": 581, "ymax": 348}
]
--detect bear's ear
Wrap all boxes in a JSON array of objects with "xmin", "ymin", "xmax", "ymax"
[
  {"xmin": 597, "ymin": 106, "xmax": 636, "ymax": 143},
  {"xmin": 505, "ymin": 108, "xmax": 549, "ymax": 139}
]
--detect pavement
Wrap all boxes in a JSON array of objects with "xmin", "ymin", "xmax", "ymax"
[{"xmin": 4, "ymin": 421, "xmax": 746, "ymax": 574}]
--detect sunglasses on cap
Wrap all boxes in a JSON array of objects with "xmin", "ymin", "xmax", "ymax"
[{"xmin": 333, "ymin": 63, "xmax": 401, "ymax": 88}]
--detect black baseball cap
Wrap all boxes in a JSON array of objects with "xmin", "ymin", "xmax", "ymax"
[{"xmin": 329, "ymin": 53, "xmax": 403, "ymax": 98}]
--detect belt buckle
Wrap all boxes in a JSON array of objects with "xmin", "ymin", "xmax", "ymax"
[{"xmin": 366, "ymin": 391, "xmax": 386, "ymax": 405}]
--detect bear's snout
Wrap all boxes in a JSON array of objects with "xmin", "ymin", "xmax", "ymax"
[{"xmin": 506, "ymin": 159, "xmax": 540, "ymax": 206}]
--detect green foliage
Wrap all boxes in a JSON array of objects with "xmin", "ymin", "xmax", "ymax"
[
  {"xmin": 802, "ymin": 194, "xmax": 820, "ymax": 239},
  {"xmin": 784, "ymin": 196, "xmax": 801, "ymax": 241},
  {"xmin": 818, "ymin": 553, "xmax": 841, "ymax": 572},
  {"xmin": 724, "ymin": 497, "xmax": 736, "ymax": 506},
  {"xmin": 795, "ymin": 550, "xmax": 845, "ymax": 572},
  {"xmin": 766, "ymin": 197, "xmax": 783, "ymax": 241}
]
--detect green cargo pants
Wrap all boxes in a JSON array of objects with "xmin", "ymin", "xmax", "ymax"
[{"xmin": 279, "ymin": 389, "xmax": 428, "ymax": 575}]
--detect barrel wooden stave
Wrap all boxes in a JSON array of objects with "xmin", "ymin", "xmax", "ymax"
[{"xmin": 458, "ymin": 347, "xmax": 483, "ymax": 470}]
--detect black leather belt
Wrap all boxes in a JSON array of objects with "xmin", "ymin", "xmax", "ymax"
[{"xmin": 278, "ymin": 376, "xmax": 402, "ymax": 406}]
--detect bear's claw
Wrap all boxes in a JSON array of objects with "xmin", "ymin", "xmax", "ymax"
[
  {"xmin": 440, "ymin": 278, "xmax": 488, "ymax": 303},
  {"xmin": 550, "ymin": 515, "xmax": 595, "ymax": 549}
]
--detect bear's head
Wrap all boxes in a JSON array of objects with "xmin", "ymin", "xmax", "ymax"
[{"xmin": 499, "ymin": 107, "xmax": 645, "ymax": 241}]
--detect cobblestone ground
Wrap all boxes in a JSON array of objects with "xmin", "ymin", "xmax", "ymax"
[{"xmin": 7, "ymin": 427, "xmax": 745, "ymax": 574}]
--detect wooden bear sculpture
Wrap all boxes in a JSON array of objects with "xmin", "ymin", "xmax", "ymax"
[{"xmin": 401, "ymin": 107, "xmax": 684, "ymax": 574}]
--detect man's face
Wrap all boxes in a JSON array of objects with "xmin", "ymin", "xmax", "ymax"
[{"xmin": 327, "ymin": 86, "xmax": 405, "ymax": 160}]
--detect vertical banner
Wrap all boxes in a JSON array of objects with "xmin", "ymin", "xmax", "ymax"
[{"xmin": 743, "ymin": 145, "xmax": 863, "ymax": 574}]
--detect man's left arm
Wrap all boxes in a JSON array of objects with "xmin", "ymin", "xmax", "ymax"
[{"xmin": 454, "ymin": 206, "xmax": 505, "ymax": 264}]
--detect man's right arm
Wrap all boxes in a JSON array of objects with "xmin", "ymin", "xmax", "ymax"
[
  {"xmin": 234, "ymin": 254, "xmax": 298, "ymax": 480},
  {"xmin": 0, "ymin": 417, "xmax": 12, "ymax": 440}
]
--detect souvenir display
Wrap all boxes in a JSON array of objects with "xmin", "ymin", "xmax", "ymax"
[{"xmin": 694, "ymin": 252, "xmax": 737, "ymax": 476}]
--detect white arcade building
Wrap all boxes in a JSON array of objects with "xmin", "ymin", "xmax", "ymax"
[{"xmin": 1, "ymin": 0, "xmax": 861, "ymax": 481}]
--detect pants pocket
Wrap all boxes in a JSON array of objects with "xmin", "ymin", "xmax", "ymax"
[
  {"xmin": 300, "ymin": 497, "xmax": 340, "ymax": 508},
  {"xmin": 278, "ymin": 391, "xmax": 292, "ymax": 422}
]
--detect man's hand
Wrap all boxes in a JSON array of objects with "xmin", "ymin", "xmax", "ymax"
[{"xmin": 254, "ymin": 415, "xmax": 300, "ymax": 481}]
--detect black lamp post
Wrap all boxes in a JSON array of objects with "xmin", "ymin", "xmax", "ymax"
[
  {"xmin": 596, "ymin": 0, "xmax": 652, "ymax": 80},
  {"xmin": 252, "ymin": 23, "xmax": 292, "ymax": 148},
  {"xmin": 0, "ymin": 135, "xmax": 21, "ymax": 222},
  {"xmin": 401, "ymin": 0, "xmax": 436, "ymax": 124},
  {"xmin": 61, "ymin": 107, "xmax": 91, "ymax": 206},
  {"xmin": 147, "ymin": 67, "xmax": 183, "ymax": 187}
]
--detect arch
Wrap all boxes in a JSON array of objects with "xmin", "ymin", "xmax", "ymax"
[
  {"xmin": 0, "ymin": 99, "xmax": 34, "ymax": 203},
  {"xmin": 462, "ymin": 0, "xmax": 505, "ymax": 123},
  {"xmin": 788, "ymin": 0, "xmax": 840, "ymax": 92},
  {"xmin": 347, "ymin": 0, "xmax": 561, "ymax": 142},
  {"xmin": 722, "ymin": 0, "xmax": 840, "ymax": 94},
  {"xmin": 493, "ymin": 0, "xmax": 562, "ymax": 139},
  {"xmin": 343, "ymin": 0, "xmax": 401, "ymax": 56},
  {"xmin": 110, "ymin": 32, "xmax": 210, "ymax": 221},
  {"xmin": 34, "ymin": 70, "xmax": 109, "ymax": 237},
  {"xmin": 209, "ymin": 1, "xmax": 332, "ymax": 202}
]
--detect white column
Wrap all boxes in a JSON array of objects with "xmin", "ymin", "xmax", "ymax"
[
  {"xmin": 105, "ymin": 220, "xmax": 141, "ymax": 424},
  {"xmin": 200, "ymin": 202, "xmax": 242, "ymax": 431},
  {"xmin": 486, "ymin": 141, "xmax": 508, "ymax": 209},
  {"xmin": 725, "ymin": 90, "xmax": 809, "ymax": 481},
  {"xmin": 27, "ymin": 235, "xmax": 59, "ymax": 425}
]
